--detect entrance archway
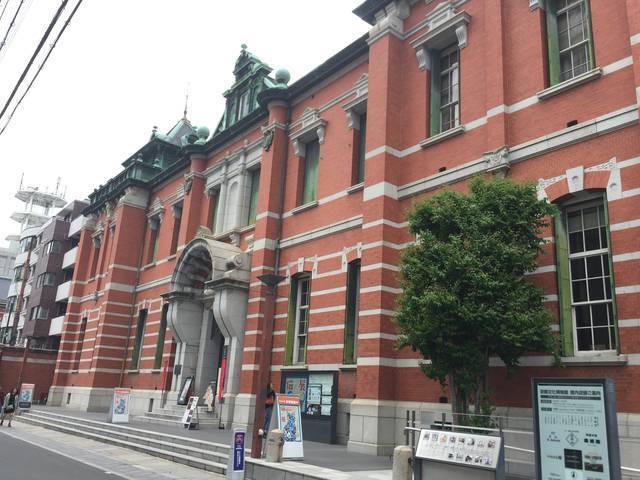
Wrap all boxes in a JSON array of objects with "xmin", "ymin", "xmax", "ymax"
[{"xmin": 163, "ymin": 233, "xmax": 250, "ymax": 427}]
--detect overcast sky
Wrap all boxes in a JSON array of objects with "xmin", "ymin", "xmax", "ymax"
[{"xmin": 0, "ymin": 0, "xmax": 369, "ymax": 246}]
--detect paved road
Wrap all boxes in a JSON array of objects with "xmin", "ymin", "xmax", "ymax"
[{"xmin": 0, "ymin": 429, "xmax": 124, "ymax": 480}]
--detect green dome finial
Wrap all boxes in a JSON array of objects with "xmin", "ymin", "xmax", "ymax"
[
  {"xmin": 241, "ymin": 43, "xmax": 247, "ymax": 51},
  {"xmin": 275, "ymin": 68, "xmax": 291, "ymax": 86}
]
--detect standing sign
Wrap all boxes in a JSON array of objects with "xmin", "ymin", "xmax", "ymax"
[
  {"xmin": 533, "ymin": 378, "xmax": 621, "ymax": 480},
  {"xmin": 226, "ymin": 428, "xmax": 245, "ymax": 480},
  {"xmin": 181, "ymin": 396, "xmax": 199, "ymax": 429},
  {"xmin": 108, "ymin": 388, "xmax": 131, "ymax": 423},
  {"xmin": 276, "ymin": 394, "xmax": 304, "ymax": 459},
  {"xmin": 18, "ymin": 383, "xmax": 35, "ymax": 410},
  {"xmin": 416, "ymin": 429, "xmax": 503, "ymax": 470}
]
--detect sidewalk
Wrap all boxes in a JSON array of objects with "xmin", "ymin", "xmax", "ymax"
[{"xmin": 32, "ymin": 405, "xmax": 393, "ymax": 479}]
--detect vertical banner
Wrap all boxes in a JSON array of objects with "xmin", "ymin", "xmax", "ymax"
[
  {"xmin": 226, "ymin": 428, "xmax": 245, "ymax": 480},
  {"xmin": 18, "ymin": 383, "xmax": 34, "ymax": 410},
  {"xmin": 276, "ymin": 394, "xmax": 304, "ymax": 459},
  {"xmin": 108, "ymin": 388, "xmax": 131, "ymax": 423},
  {"xmin": 181, "ymin": 396, "xmax": 199, "ymax": 429}
]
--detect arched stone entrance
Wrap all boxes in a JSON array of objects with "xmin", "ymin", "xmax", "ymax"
[{"xmin": 163, "ymin": 233, "xmax": 250, "ymax": 427}]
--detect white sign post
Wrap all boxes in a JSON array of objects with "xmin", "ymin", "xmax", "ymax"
[
  {"xmin": 108, "ymin": 388, "xmax": 131, "ymax": 424},
  {"xmin": 226, "ymin": 428, "xmax": 246, "ymax": 480},
  {"xmin": 533, "ymin": 378, "xmax": 621, "ymax": 480},
  {"xmin": 276, "ymin": 394, "xmax": 304, "ymax": 459},
  {"xmin": 18, "ymin": 383, "xmax": 35, "ymax": 410},
  {"xmin": 181, "ymin": 396, "xmax": 200, "ymax": 430}
]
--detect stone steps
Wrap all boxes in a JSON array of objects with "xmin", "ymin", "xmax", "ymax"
[
  {"xmin": 15, "ymin": 410, "xmax": 229, "ymax": 475},
  {"xmin": 137, "ymin": 403, "xmax": 220, "ymax": 428}
]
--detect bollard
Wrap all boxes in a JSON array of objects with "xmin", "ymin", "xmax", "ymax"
[
  {"xmin": 392, "ymin": 445, "xmax": 412, "ymax": 480},
  {"xmin": 265, "ymin": 429, "xmax": 284, "ymax": 463}
]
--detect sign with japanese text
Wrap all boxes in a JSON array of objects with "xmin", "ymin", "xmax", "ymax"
[
  {"xmin": 226, "ymin": 428, "xmax": 245, "ymax": 479},
  {"xmin": 533, "ymin": 378, "xmax": 621, "ymax": 480},
  {"xmin": 18, "ymin": 383, "xmax": 34, "ymax": 410},
  {"xmin": 415, "ymin": 429, "xmax": 502, "ymax": 470},
  {"xmin": 276, "ymin": 394, "xmax": 304, "ymax": 459},
  {"xmin": 108, "ymin": 388, "xmax": 130, "ymax": 423}
]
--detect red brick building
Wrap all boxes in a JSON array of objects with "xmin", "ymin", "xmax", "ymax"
[{"xmin": 50, "ymin": 0, "xmax": 640, "ymax": 457}]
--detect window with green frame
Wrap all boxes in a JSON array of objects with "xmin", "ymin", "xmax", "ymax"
[
  {"xmin": 130, "ymin": 308, "xmax": 148, "ymax": 369},
  {"xmin": 246, "ymin": 167, "xmax": 261, "ymax": 225},
  {"xmin": 285, "ymin": 274, "xmax": 311, "ymax": 365},
  {"xmin": 301, "ymin": 140, "xmax": 320, "ymax": 205},
  {"xmin": 545, "ymin": 0, "xmax": 595, "ymax": 85},
  {"xmin": 343, "ymin": 260, "xmax": 360, "ymax": 364},
  {"xmin": 554, "ymin": 195, "xmax": 617, "ymax": 356},
  {"xmin": 154, "ymin": 304, "xmax": 168, "ymax": 370},
  {"xmin": 209, "ymin": 189, "xmax": 220, "ymax": 233},
  {"xmin": 429, "ymin": 45, "xmax": 460, "ymax": 136}
]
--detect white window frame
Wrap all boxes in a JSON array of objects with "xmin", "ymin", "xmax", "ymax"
[
  {"xmin": 556, "ymin": 0, "xmax": 592, "ymax": 82},
  {"xmin": 565, "ymin": 199, "xmax": 616, "ymax": 355},
  {"xmin": 439, "ymin": 45, "xmax": 460, "ymax": 133},
  {"xmin": 293, "ymin": 276, "xmax": 311, "ymax": 364}
]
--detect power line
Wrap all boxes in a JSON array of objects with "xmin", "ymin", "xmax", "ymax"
[
  {"xmin": 0, "ymin": 0, "xmax": 25, "ymax": 55},
  {"xmin": 0, "ymin": 0, "xmax": 83, "ymax": 137},
  {"xmin": 0, "ymin": 1, "xmax": 12, "ymax": 26},
  {"xmin": 0, "ymin": 0, "xmax": 67, "ymax": 122}
]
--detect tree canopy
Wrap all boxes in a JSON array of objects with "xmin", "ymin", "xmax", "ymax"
[{"xmin": 396, "ymin": 177, "xmax": 558, "ymax": 418}]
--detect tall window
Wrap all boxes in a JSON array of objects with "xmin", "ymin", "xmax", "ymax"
[
  {"xmin": 237, "ymin": 90, "xmax": 250, "ymax": 119},
  {"xmin": 36, "ymin": 272, "xmax": 56, "ymax": 288},
  {"xmin": 209, "ymin": 190, "xmax": 220, "ymax": 234},
  {"xmin": 74, "ymin": 317, "xmax": 87, "ymax": 370},
  {"xmin": 344, "ymin": 260, "xmax": 361, "ymax": 364},
  {"xmin": 556, "ymin": 197, "xmax": 617, "ymax": 355},
  {"xmin": 146, "ymin": 217, "xmax": 161, "ymax": 264},
  {"xmin": 353, "ymin": 113, "xmax": 367, "ymax": 185},
  {"xmin": 154, "ymin": 304, "xmax": 169, "ymax": 370},
  {"xmin": 286, "ymin": 275, "xmax": 311, "ymax": 365},
  {"xmin": 301, "ymin": 140, "xmax": 320, "ymax": 205},
  {"xmin": 131, "ymin": 308, "xmax": 147, "ymax": 369},
  {"xmin": 170, "ymin": 206, "xmax": 182, "ymax": 256},
  {"xmin": 546, "ymin": 0, "xmax": 594, "ymax": 85},
  {"xmin": 246, "ymin": 168, "xmax": 261, "ymax": 225},
  {"xmin": 439, "ymin": 47, "xmax": 460, "ymax": 133},
  {"xmin": 13, "ymin": 266, "xmax": 22, "ymax": 281},
  {"xmin": 30, "ymin": 306, "xmax": 49, "ymax": 320}
]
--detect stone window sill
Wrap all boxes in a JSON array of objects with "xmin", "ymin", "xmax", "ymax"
[
  {"xmin": 340, "ymin": 364, "xmax": 357, "ymax": 371},
  {"xmin": 239, "ymin": 224, "xmax": 255, "ymax": 234},
  {"xmin": 280, "ymin": 364, "xmax": 308, "ymax": 371},
  {"xmin": 560, "ymin": 353, "xmax": 627, "ymax": 367},
  {"xmin": 291, "ymin": 201, "xmax": 318, "ymax": 215},
  {"xmin": 127, "ymin": 369, "xmax": 140, "ymax": 374},
  {"xmin": 347, "ymin": 183, "xmax": 364, "ymax": 194},
  {"xmin": 537, "ymin": 68, "xmax": 602, "ymax": 100},
  {"xmin": 151, "ymin": 369, "xmax": 161, "ymax": 374},
  {"xmin": 419, "ymin": 125, "xmax": 465, "ymax": 149}
]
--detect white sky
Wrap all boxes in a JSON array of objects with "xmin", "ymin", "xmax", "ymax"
[{"xmin": 0, "ymin": 0, "xmax": 369, "ymax": 246}]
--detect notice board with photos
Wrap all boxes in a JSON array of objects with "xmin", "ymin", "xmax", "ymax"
[
  {"xmin": 280, "ymin": 371, "xmax": 338, "ymax": 444},
  {"xmin": 416, "ymin": 429, "xmax": 503, "ymax": 470},
  {"xmin": 533, "ymin": 378, "xmax": 621, "ymax": 480}
]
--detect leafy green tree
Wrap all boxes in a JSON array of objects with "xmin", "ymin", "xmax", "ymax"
[{"xmin": 396, "ymin": 178, "xmax": 558, "ymax": 423}]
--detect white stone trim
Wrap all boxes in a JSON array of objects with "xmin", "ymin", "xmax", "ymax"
[
  {"xmin": 619, "ymin": 319, "xmax": 640, "ymax": 328},
  {"xmin": 311, "ymin": 286, "xmax": 347, "ymax": 297},
  {"xmin": 631, "ymin": 33, "xmax": 640, "ymax": 46},
  {"xmin": 280, "ymin": 216, "xmax": 362, "ymax": 249},
  {"xmin": 613, "ymin": 251, "xmax": 640, "ymax": 263},
  {"xmin": 616, "ymin": 285, "xmax": 640, "ymax": 295},
  {"xmin": 363, "ymin": 182, "xmax": 399, "ymax": 201},
  {"xmin": 359, "ymin": 309, "xmax": 396, "ymax": 317},
  {"xmin": 307, "ymin": 344, "xmax": 343, "ymax": 351},
  {"xmin": 358, "ymin": 332, "xmax": 398, "ymax": 341},
  {"xmin": 308, "ymin": 324, "xmax": 344, "ymax": 332},
  {"xmin": 610, "ymin": 219, "xmax": 640, "ymax": 232},
  {"xmin": 310, "ymin": 305, "xmax": 345, "ymax": 314},
  {"xmin": 360, "ymin": 285, "xmax": 402, "ymax": 295}
]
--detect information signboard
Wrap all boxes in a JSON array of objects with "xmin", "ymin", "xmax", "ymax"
[
  {"xmin": 108, "ymin": 388, "xmax": 131, "ymax": 423},
  {"xmin": 276, "ymin": 394, "xmax": 304, "ymax": 459},
  {"xmin": 181, "ymin": 396, "xmax": 199, "ymax": 429},
  {"xmin": 226, "ymin": 428, "xmax": 245, "ymax": 480},
  {"xmin": 533, "ymin": 378, "xmax": 621, "ymax": 480},
  {"xmin": 416, "ymin": 429, "xmax": 503, "ymax": 470},
  {"xmin": 18, "ymin": 383, "xmax": 34, "ymax": 410}
]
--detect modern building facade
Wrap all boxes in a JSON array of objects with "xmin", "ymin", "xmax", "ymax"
[{"xmin": 49, "ymin": 0, "xmax": 640, "ymax": 460}]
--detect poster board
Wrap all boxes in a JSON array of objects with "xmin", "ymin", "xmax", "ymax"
[
  {"xmin": 533, "ymin": 378, "xmax": 621, "ymax": 480},
  {"xmin": 108, "ymin": 388, "xmax": 131, "ymax": 423},
  {"xmin": 18, "ymin": 383, "xmax": 35, "ymax": 410},
  {"xmin": 276, "ymin": 394, "xmax": 304, "ymax": 459},
  {"xmin": 178, "ymin": 376, "xmax": 194, "ymax": 405},
  {"xmin": 181, "ymin": 396, "xmax": 199, "ymax": 429},
  {"xmin": 416, "ymin": 429, "xmax": 503, "ymax": 470},
  {"xmin": 226, "ymin": 428, "xmax": 245, "ymax": 480}
]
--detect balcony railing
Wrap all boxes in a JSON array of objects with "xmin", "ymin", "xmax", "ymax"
[
  {"xmin": 55, "ymin": 280, "xmax": 72, "ymax": 302},
  {"xmin": 62, "ymin": 246, "xmax": 78, "ymax": 270},
  {"xmin": 49, "ymin": 315, "xmax": 65, "ymax": 336},
  {"xmin": 68, "ymin": 216, "xmax": 86, "ymax": 238}
]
